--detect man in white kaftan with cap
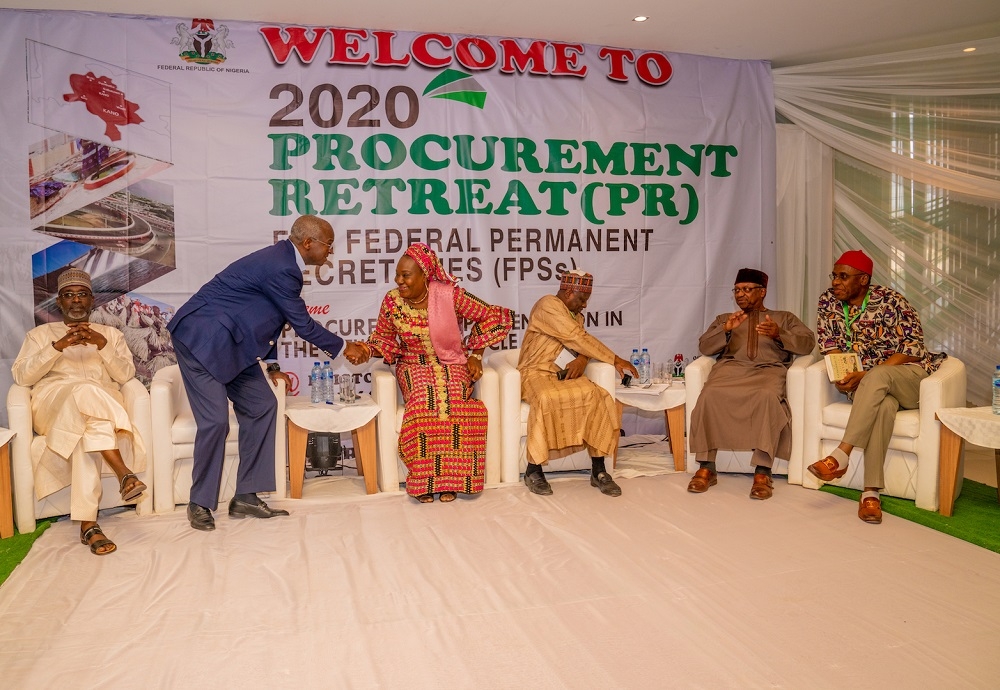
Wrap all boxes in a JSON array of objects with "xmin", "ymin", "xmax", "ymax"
[{"xmin": 11, "ymin": 268, "xmax": 146, "ymax": 555}]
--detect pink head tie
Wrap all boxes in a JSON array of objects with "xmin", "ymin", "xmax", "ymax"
[{"xmin": 403, "ymin": 243, "xmax": 460, "ymax": 284}]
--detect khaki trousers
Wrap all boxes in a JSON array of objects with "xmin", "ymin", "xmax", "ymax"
[{"xmin": 842, "ymin": 364, "xmax": 927, "ymax": 489}]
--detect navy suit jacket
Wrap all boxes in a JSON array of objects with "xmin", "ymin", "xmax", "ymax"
[{"xmin": 168, "ymin": 240, "xmax": 343, "ymax": 383}]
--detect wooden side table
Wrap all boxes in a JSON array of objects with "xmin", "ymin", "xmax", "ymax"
[
  {"xmin": 285, "ymin": 395, "xmax": 380, "ymax": 497},
  {"xmin": 614, "ymin": 382, "xmax": 687, "ymax": 471},
  {"xmin": 0, "ymin": 428, "xmax": 15, "ymax": 539},
  {"xmin": 936, "ymin": 407, "xmax": 1000, "ymax": 517}
]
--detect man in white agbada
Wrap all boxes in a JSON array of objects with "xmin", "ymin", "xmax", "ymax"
[{"xmin": 11, "ymin": 269, "xmax": 146, "ymax": 555}]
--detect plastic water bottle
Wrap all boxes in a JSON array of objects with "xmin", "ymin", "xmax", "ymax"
[
  {"xmin": 630, "ymin": 348, "xmax": 641, "ymax": 380},
  {"xmin": 640, "ymin": 348, "xmax": 651, "ymax": 385},
  {"xmin": 310, "ymin": 362, "xmax": 323, "ymax": 404},
  {"xmin": 321, "ymin": 361, "xmax": 334, "ymax": 403},
  {"xmin": 993, "ymin": 365, "xmax": 1000, "ymax": 414}
]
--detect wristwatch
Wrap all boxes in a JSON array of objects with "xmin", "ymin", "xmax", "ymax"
[{"xmin": 266, "ymin": 362, "xmax": 281, "ymax": 373}]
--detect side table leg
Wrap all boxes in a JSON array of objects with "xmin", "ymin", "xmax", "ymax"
[
  {"xmin": 353, "ymin": 418, "xmax": 378, "ymax": 495},
  {"xmin": 0, "ymin": 443, "xmax": 13, "ymax": 539},
  {"xmin": 937, "ymin": 422, "xmax": 963, "ymax": 517},
  {"xmin": 665, "ymin": 405, "xmax": 686, "ymax": 471},
  {"xmin": 287, "ymin": 420, "xmax": 308, "ymax": 499},
  {"xmin": 995, "ymin": 449, "xmax": 1000, "ymax": 506},
  {"xmin": 612, "ymin": 400, "xmax": 624, "ymax": 469}
]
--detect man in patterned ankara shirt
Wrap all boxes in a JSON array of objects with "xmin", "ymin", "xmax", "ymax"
[{"xmin": 806, "ymin": 250, "xmax": 946, "ymax": 524}]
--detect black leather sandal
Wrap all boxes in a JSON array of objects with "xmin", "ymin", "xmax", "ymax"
[
  {"xmin": 119, "ymin": 472, "xmax": 147, "ymax": 502},
  {"xmin": 81, "ymin": 524, "xmax": 116, "ymax": 556}
]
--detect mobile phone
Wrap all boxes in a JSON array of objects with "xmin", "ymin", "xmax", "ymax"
[
  {"xmin": 556, "ymin": 369, "xmax": 568, "ymax": 381},
  {"xmin": 621, "ymin": 374, "xmax": 632, "ymax": 387}
]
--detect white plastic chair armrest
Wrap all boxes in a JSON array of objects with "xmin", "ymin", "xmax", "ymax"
[
  {"xmin": 119, "ymin": 378, "xmax": 153, "ymax": 515},
  {"xmin": 584, "ymin": 360, "xmax": 616, "ymax": 396},
  {"xmin": 7, "ymin": 384, "xmax": 36, "ymax": 534},
  {"xmin": 476, "ymin": 364, "xmax": 502, "ymax": 485},
  {"xmin": 488, "ymin": 350, "xmax": 523, "ymax": 484},
  {"xmin": 149, "ymin": 368, "xmax": 180, "ymax": 513},
  {"xmin": 683, "ymin": 355, "xmax": 714, "ymax": 432},
  {"xmin": 914, "ymin": 357, "xmax": 967, "ymax": 511},
  {"xmin": 370, "ymin": 362, "xmax": 402, "ymax": 492},
  {"xmin": 786, "ymin": 351, "xmax": 817, "ymax": 484}
]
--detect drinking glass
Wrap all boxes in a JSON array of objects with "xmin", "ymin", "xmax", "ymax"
[{"xmin": 341, "ymin": 375, "xmax": 356, "ymax": 404}]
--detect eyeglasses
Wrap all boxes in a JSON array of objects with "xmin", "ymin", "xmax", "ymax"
[
  {"xmin": 829, "ymin": 272, "xmax": 863, "ymax": 282},
  {"xmin": 732, "ymin": 286, "xmax": 762, "ymax": 294},
  {"xmin": 313, "ymin": 238, "xmax": 334, "ymax": 250},
  {"xmin": 58, "ymin": 291, "xmax": 93, "ymax": 300}
]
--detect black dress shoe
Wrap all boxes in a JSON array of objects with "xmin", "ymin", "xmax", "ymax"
[
  {"xmin": 187, "ymin": 503, "xmax": 216, "ymax": 531},
  {"xmin": 523, "ymin": 471, "xmax": 553, "ymax": 496},
  {"xmin": 591, "ymin": 471, "xmax": 622, "ymax": 497},
  {"xmin": 228, "ymin": 494, "xmax": 290, "ymax": 519}
]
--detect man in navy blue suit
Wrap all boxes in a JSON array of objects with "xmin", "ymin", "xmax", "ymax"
[{"xmin": 169, "ymin": 215, "xmax": 362, "ymax": 531}]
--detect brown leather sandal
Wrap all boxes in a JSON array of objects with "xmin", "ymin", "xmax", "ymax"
[
  {"xmin": 416, "ymin": 494, "xmax": 434, "ymax": 504},
  {"xmin": 438, "ymin": 492, "xmax": 457, "ymax": 503}
]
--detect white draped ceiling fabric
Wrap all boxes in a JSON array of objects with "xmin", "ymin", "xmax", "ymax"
[{"xmin": 773, "ymin": 38, "xmax": 1000, "ymax": 406}]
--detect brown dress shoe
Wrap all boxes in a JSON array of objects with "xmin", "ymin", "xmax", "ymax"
[
  {"xmin": 858, "ymin": 495, "xmax": 882, "ymax": 524},
  {"xmin": 687, "ymin": 467, "xmax": 718, "ymax": 493},
  {"xmin": 807, "ymin": 456, "xmax": 849, "ymax": 482},
  {"xmin": 749, "ymin": 473, "xmax": 773, "ymax": 500}
]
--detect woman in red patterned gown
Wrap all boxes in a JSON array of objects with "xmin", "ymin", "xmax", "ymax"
[{"xmin": 353, "ymin": 244, "xmax": 512, "ymax": 503}]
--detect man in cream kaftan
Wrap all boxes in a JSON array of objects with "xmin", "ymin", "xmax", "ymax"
[
  {"xmin": 11, "ymin": 269, "xmax": 145, "ymax": 555},
  {"xmin": 517, "ymin": 270, "xmax": 638, "ymax": 497}
]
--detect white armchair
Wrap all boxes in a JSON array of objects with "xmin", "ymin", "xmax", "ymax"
[
  {"xmin": 684, "ymin": 353, "xmax": 817, "ymax": 479},
  {"xmin": 149, "ymin": 364, "xmax": 286, "ymax": 513},
  {"xmin": 490, "ymin": 349, "xmax": 617, "ymax": 484},
  {"xmin": 798, "ymin": 356, "xmax": 967, "ymax": 511},
  {"xmin": 370, "ymin": 360, "xmax": 502, "ymax": 493},
  {"xmin": 7, "ymin": 378, "xmax": 153, "ymax": 534}
]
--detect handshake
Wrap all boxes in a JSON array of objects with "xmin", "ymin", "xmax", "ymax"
[{"xmin": 343, "ymin": 341, "xmax": 372, "ymax": 366}]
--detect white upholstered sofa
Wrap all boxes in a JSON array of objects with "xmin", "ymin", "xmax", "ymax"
[
  {"xmin": 149, "ymin": 364, "xmax": 286, "ymax": 513},
  {"xmin": 684, "ymin": 353, "xmax": 817, "ymax": 480},
  {"xmin": 6, "ymin": 377, "xmax": 153, "ymax": 534},
  {"xmin": 797, "ymin": 356, "xmax": 966, "ymax": 510},
  {"xmin": 369, "ymin": 360, "xmax": 502, "ymax": 492},
  {"xmin": 489, "ymin": 348, "xmax": 617, "ymax": 484}
]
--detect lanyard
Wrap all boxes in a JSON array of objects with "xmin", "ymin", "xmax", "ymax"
[{"xmin": 842, "ymin": 290, "xmax": 869, "ymax": 348}]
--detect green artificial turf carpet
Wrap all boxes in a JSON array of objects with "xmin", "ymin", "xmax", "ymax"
[
  {"xmin": 821, "ymin": 479, "xmax": 1000, "ymax": 553},
  {"xmin": 0, "ymin": 519, "xmax": 53, "ymax": 587}
]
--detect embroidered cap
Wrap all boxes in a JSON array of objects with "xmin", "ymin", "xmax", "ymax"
[
  {"xmin": 735, "ymin": 268, "xmax": 768, "ymax": 287},
  {"xmin": 834, "ymin": 250, "xmax": 874, "ymax": 276},
  {"xmin": 57, "ymin": 268, "xmax": 92, "ymax": 292},
  {"xmin": 559, "ymin": 269, "xmax": 593, "ymax": 295}
]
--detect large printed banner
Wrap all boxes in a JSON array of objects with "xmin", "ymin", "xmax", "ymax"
[{"xmin": 0, "ymin": 9, "xmax": 776, "ymax": 405}]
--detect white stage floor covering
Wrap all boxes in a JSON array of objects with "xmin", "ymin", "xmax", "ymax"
[{"xmin": 1, "ymin": 472, "xmax": 999, "ymax": 689}]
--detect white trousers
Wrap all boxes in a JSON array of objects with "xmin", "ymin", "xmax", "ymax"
[{"xmin": 68, "ymin": 419, "xmax": 117, "ymax": 522}]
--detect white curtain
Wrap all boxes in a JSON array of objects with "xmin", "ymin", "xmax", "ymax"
[{"xmin": 774, "ymin": 38, "xmax": 1000, "ymax": 406}]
